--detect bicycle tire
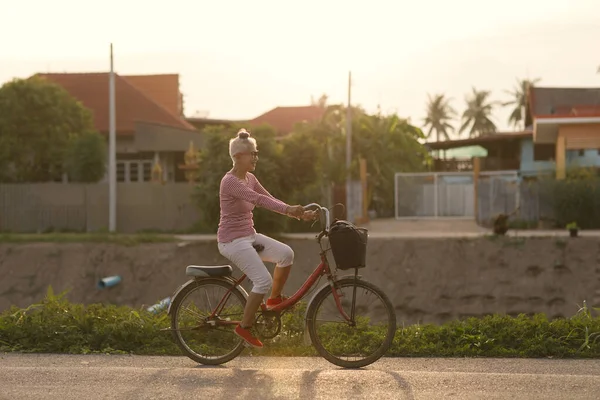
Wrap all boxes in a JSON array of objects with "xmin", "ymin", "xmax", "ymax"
[
  {"xmin": 306, "ymin": 277, "xmax": 396, "ymax": 368},
  {"xmin": 170, "ymin": 278, "xmax": 247, "ymax": 365}
]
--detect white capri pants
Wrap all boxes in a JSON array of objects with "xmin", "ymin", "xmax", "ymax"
[{"xmin": 218, "ymin": 233, "xmax": 294, "ymax": 295}]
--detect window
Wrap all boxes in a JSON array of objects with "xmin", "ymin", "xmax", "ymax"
[
  {"xmin": 533, "ymin": 144, "xmax": 555, "ymax": 161},
  {"xmin": 130, "ymin": 162, "xmax": 139, "ymax": 181},
  {"xmin": 142, "ymin": 162, "xmax": 152, "ymax": 182},
  {"xmin": 115, "ymin": 159, "xmax": 155, "ymax": 182},
  {"xmin": 117, "ymin": 162, "xmax": 126, "ymax": 182}
]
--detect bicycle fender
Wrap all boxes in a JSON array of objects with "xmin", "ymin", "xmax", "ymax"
[
  {"xmin": 167, "ymin": 279, "xmax": 197, "ymax": 315},
  {"xmin": 230, "ymin": 278, "xmax": 250, "ymax": 299},
  {"xmin": 166, "ymin": 276, "xmax": 250, "ymax": 316},
  {"xmin": 303, "ymin": 274, "xmax": 363, "ymax": 322}
]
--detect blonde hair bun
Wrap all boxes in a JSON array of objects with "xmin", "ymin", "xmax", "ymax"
[
  {"xmin": 229, "ymin": 128, "xmax": 257, "ymax": 164},
  {"xmin": 237, "ymin": 129, "xmax": 250, "ymax": 139}
]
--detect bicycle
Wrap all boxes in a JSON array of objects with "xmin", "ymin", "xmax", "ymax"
[{"xmin": 165, "ymin": 203, "xmax": 397, "ymax": 368}]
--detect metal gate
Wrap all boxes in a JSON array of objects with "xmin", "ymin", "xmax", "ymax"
[
  {"xmin": 477, "ymin": 171, "xmax": 520, "ymax": 222},
  {"xmin": 394, "ymin": 170, "xmax": 520, "ymax": 220},
  {"xmin": 394, "ymin": 172, "xmax": 474, "ymax": 219}
]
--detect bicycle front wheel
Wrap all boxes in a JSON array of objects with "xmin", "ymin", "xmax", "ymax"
[
  {"xmin": 306, "ymin": 277, "xmax": 396, "ymax": 368},
  {"xmin": 170, "ymin": 278, "xmax": 246, "ymax": 365}
]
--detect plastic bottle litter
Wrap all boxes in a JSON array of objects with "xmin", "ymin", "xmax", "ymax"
[
  {"xmin": 146, "ymin": 297, "xmax": 171, "ymax": 314},
  {"xmin": 97, "ymin": 275, "xmax": 122, "ymax": 289}
]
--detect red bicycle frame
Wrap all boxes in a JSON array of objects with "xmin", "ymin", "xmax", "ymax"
[{"xmin": 209, "ymin": 250, "xmax": 352, "ymax": 324}]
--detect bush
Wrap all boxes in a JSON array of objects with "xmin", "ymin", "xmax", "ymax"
[
  {"xmin": 0, "ymin": 76, "xmax": 96, "ymax": 183},
  {"xmin": 190, "ymin": 112, "xmax": 429, "ymax": 233},
  {"xmin": 64, "ymin": 130, "xmax": 107, "ymax": 183},
  {"xmin": 539, "ymin": 170, "xmax": 600, "ymax": 228},
  {"xmin": 2, "ymin": 287, "xmax": 599, "ymax": 358}
]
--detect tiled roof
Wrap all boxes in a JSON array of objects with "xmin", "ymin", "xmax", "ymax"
[
  {"xmin": 249, "ymin": 105, "xmax": 325, "ymax": 134},
  {"xmin": 528, "ymin": 87, "xmax": 600, "ymax": 118},
  {"xmin": 37, "ymin": 72, "xmax": 196, "ymax": 135},
  {"xmin": 124, "ymin": 74, "xmax": 182, "ymax": 117}
]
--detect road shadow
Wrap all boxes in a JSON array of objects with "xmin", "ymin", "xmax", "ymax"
[
  {"xmin": 119, "ymin": 360, "xmax": 414, "ymax": 399},
  {"xmin": 193, "ymin": 364, "xmax": 226, "ymax": 369},
  {"xmin": 121, "ymin": 367, "xmax": 285, "ymax": 399},
  {"xmin": 300, "ymin": 368, "xmax": 415, "ymax": 399},
  {"xmin": 214, "ymin": 368, "xmax": 286, "ymax": 399}
]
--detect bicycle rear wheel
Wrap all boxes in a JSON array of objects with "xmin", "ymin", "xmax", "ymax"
[
  {"xmin": 306, "ymin": 276, "xmax": 396, "ymax": 368},
  {"xmin": 170, "ymin": 278, "xmax": 246, "ymax": 365}
]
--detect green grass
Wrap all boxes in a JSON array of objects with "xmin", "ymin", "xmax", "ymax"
[
  {"xmin": 1, "ymin": 287, "xmax": 599, "ymax": 358},
  {"xmin": 0, "ymin": 232, "xmax": 177, "ymax": 246}
]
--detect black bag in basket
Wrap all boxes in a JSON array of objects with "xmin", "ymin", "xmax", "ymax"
[{"xmin": 328, "ymin": 220, "xmax": 368, "ymax": 270}]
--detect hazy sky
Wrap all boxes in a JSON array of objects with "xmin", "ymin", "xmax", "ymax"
[{"xmin": 2, "ymin": 0, "xmax": 599, "ymax": 136}]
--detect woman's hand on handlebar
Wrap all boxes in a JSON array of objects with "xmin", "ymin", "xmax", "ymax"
[
  {"xmin": 286, "ymin": 205, "xmax": 304, "ymax": 218},
  {"xmin": 300, "ymin": 210, "xmax": 318, "ymax": 221}
]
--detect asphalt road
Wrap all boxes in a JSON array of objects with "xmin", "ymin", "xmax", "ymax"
[{"xmin": 2, "ymin": 354, "xmax": 599, "ymax": 400}]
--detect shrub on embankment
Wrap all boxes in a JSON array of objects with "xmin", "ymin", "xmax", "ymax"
[{"xmin": 1, "ymin": 287, "xmax": 599, "ymax": 358}]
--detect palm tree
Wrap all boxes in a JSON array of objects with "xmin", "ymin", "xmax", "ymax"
[
  {"xmin": 502, "ymin": 77, "xmax": 541, "ymax": 130},
  {"xmin": 459, "ymin": 87, "xmax": 497, "ymax": 137},
  {"xmin": 423, "ymin": 93, "xmax": 456, "ymax": 142}
]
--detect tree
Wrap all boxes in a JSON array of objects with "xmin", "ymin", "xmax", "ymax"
[
  {"xmin": 314, "ymin": 104, "xmax": 357, "ymax": 185},
  {"xmin": 354, "ymin": 112, "xmax": 429, "ymax": 216},
  {"xmin": 423, "ymin": 93, "xmax": 456, "ymax": 142},
  {"xmin": 459, "ymin": 87, "xmax": 497, "ymax": 137},
  {"xmin": 294, "ymin": 105, "xmax": 427, "ymax": 217},
  {"xmin": 64, "ymin": 131, "xmax": 107, "ymax": 182},
  {"xmin": 0, "ymin": 76, "xmax": 96, "ymax": 182},
  {"xmin": 190, "ymin": 108, "xmax": 430, "ymax": 232},
  {"xmin": 502, "ymin": 77, "xmax": 540, "ymax": 130},
  {"xmin": 277, "ymin": 130, "xmax": 321, "ymax": 199},
  {"xmin": 295, "ymin": 103, "xmax": 367, "ymax": 208},
  {"xmin": 310, "ymin": 93, "xmax": 329, "ymax": 108}
]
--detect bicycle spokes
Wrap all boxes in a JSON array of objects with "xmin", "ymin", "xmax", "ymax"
[
  {"xmin": 173, "ymin": 282, "xmax": 245, "ymax": 360},
  {"xmin": 308, "ymin": 280, "xmax": 395, "ymax": 365}
]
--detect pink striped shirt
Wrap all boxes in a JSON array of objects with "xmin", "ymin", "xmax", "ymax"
[{"xmin": 217, "ymin": 171, "xmax": 290, "ymax": 243}]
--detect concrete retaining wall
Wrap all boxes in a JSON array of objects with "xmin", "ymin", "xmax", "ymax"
[{"xmin": 1, "ymin": 237, "xmax": 599, "ymax": 325}]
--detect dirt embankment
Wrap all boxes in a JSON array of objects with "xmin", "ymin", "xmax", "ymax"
[{"xmin": 1, "ymin": 237, "xmax": 599, "ymax": 325}]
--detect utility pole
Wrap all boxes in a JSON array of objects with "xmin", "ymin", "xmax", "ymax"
[
  {"xmin": 108, "ymin": 44, "xmax": 117, "ymax": 232},
  {"xmin": 345, "ymin": 71, "xmax": 352, "ymax": 222}
]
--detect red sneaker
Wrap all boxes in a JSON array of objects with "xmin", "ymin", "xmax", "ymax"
[
  {"xmin": 234, "ymin": 324, "xmax": 263, "ymax": 348},
  {"xmin": 266, "ymin": 295, "xmax": 288, "ymax": 308}
]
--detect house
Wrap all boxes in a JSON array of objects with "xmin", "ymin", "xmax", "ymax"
[
  {"xmin": 37, "ymin": 72, "xmax": 201, "ymax": 183},
  {"xmin": 247, "ymin": 105, "xmax": 325, "ymax": 135},
  {"xmin": 426, "ymin": 131, "xmax": 531, "ymax": 173},
  {"xmin": 426, "ymin": 130, "xmax": 582, "ymax": 178},
  {"xmin": 426, "ymin": 86, "xmax": 600, "ymax": 178},
  {"xmin": 186, "ymin": 117, "xmax": 242, "ymax": 131},
  {"xmin": 185, "ymin": 104, "xmax": 326, "ymax": 138},
  {"xmin": 528, "ymin": 86, "xmax": 600, "ymax": 179},
  {"xmin": 121, "ymin": 74, "xmax": 184, "ymax": 117}
]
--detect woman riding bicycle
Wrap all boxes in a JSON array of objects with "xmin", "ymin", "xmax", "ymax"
[{"xmin": 217, "ymin": 128, "xmax": 316, "ymax": 348}]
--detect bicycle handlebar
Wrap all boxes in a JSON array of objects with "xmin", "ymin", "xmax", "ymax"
[{"xmin": 302, "ymin": 203, "xmax": 331, "ymax": 233}]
